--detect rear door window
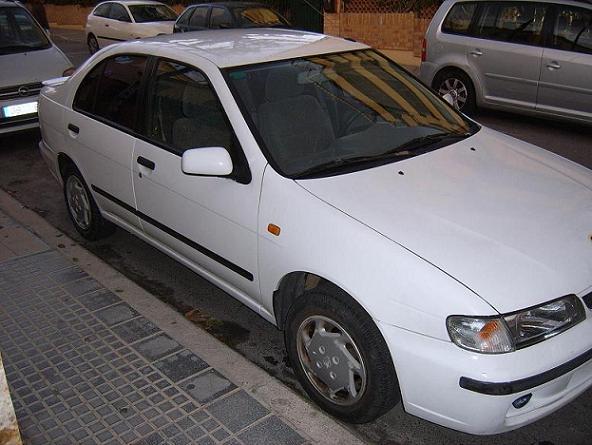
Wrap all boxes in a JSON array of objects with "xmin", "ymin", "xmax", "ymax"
[
  {"xmin": 550, "ymin": 6, "xmax": 592, "ymax": 54},
  {"xmin": 474, "ymin": 2, "xmax": 549, "ymax": 45},
  {"xmin": 74, "ymin": 55, "xmax": 148, "ymax": 131},
  {"xmin": 442, "ymin": 2, "xmax": 478, "ymax": 35},
  {"xmin": 94, "ymin": 3, "xmax": 111, "ymax": 18}
]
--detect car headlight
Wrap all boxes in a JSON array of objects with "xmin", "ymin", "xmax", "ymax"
[{"xmin": 447, "ymin": 295, "xmax": 586, "ymax": 354}]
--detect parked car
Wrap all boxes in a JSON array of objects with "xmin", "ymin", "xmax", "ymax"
[
  {"xmin": 0, "ymin": 0, "xmax": 73, "ymax": 135},
  {"xmin": 85, "ymin": 0, "xmax": 177, "ymax": 54},
  {"xmin": 38, "ymin": 28, "xmax": 592, "ymax": 434},
  {"xmin": 420, "ymin": 0, "xmax": 592, "ymax": 124},
  {"xmin": 173, "ymin": 1, "xmax": 290, "ymax": 33}
]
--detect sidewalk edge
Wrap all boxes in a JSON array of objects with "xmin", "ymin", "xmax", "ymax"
[{"xmin": 0, "ymin": 189, "xmax": 364, "ymax": 445}]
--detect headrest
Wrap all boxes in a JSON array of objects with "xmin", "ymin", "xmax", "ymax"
[{"xmin": 264, "ymin": 65, "xmax": 304, "ymax": 102}]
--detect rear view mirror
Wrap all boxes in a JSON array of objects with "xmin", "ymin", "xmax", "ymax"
[{"xmin": 182, "ymin": 147, "xmax": 233, "ymax": 176}]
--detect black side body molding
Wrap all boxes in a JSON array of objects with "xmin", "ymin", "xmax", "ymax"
[
  {"xmin": 91, "ymin": 185, "xmax": 254, "ymax": 281},
  {"xmin": 460, "ymin": 345, "xmax": 592, "ymax": 395}
]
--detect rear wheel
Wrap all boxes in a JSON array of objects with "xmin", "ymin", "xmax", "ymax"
[
  {"xmin": 87, "ymin": 34, "xmax": 99, "ymax": 54},
  {"xmin": 433, "ymin": 69, "xmax": 476, "ymax": 114},
  {"xmin": 285, "ymin": 286, "xmax": 400, "ymax": 423},
  {"xmin": 63, "ymin": 166, "xmax": 114, "ymax": 240}
]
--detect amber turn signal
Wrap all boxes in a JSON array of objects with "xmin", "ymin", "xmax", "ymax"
[{"xmin": 267, "ymin": 224, "xmax": 281, "ymax": 236}]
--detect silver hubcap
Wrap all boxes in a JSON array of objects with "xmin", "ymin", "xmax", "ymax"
[
  {"xmin": 439, "ymin": 77, "xmax": 468, "ymax": 110},
  {"xmin": 66, "ymin": 176, "xmax": 91, "ymax": 230},
  {"xmin": 296, "ymin": 315, "xmax": 367, "ymax": 406}
]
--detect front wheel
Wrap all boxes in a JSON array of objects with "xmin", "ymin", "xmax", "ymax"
[
  {"xmin": 87, "ymin": 34, "xmax": 99, "ymax": 54},
  {"xmin": 285, "ymin": 286, "xmax": 400, "ymax": 423},
  {"xmin": 433, "ymin": 69, "xmax": 476, "ymax": 114}
]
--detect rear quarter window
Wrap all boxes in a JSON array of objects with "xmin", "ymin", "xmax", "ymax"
[{"xmin": 442, "ymin": 2, "xmax": 477, "ymax": 34}]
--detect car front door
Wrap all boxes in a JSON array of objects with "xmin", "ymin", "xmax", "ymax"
[
  {"xmin": 536, "ymin": 4, "xmax": 592, "ymax": 121},
  {"xmin": 466, "ymin": 1, "xmax": 549, "ymax": 109},
  {"xmin": 65, "ymin": 54, "xmax": 147, "ymax": 228},
  {"xmin": 131, "ymin": 58, "xmax": 261, "ymax": 301}
]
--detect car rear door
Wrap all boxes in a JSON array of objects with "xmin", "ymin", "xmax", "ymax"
[
  {"xmin": 131, "ymin": 57, "xmax": 261, "ymax": 300},
  {"xmin": 466, "ymin": 1, "xmax": 549, "ymax": 109},
  {"xmin": 536, "ymin": 4, "xmax": 592, "ymax": 122},
  {"xmin": 64, "ymin": 54, "xmax": 148, "ymax": 229}
]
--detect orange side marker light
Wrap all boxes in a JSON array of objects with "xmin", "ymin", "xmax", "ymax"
[{"xmin": 267, "ymin": 224, "xmax": 281, "ymax": 236}]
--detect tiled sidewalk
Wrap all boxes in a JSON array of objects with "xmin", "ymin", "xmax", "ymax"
[{"xmin": 0, "ymin": 210, "xmax": 307, "ymax": 445}]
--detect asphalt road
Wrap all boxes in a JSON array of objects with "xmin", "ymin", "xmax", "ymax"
[{"xmin": 1, "ymin": 28, "xmax": 591, "ymax": 445}]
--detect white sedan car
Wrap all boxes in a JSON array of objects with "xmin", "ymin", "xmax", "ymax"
[
  {"xmin": 85, "ymin": 0, "xmax": 177, "ymax": 53},
  {"xmin": 38, "ymin": 29, "xmax": 592, "ymax": 435}
]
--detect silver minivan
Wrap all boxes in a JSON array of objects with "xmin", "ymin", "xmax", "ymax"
[{"xmin": 419, "ymin": 0, "xmax": 592, "ymax": 124}]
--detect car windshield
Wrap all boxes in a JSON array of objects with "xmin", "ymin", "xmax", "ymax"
[
  {"xmin": 128, "ymin": 4, "xmax": 177, "ymax": 23},
  {"xmin": 226, "ymin": 50, "xmax": 478, "ymax": 178},
  {"xmin": 0, "ymin": 6, "xmax": 50, "ymax": 55},
  {"xmin": 232, "ymin": 7, "xmax": 289, "ymax": 27}
]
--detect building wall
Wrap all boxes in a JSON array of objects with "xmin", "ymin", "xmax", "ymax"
[{"xmin": 324, "ymin": 12, "xmax": 430, "ymax": 55}]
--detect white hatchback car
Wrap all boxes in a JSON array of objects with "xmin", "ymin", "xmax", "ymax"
[
  {"xmin": 85, "ymin": 0, "xmax": 177, "ymax": 54},
  {"xmin": 38, "ymin": 29, "xmax": 592, "ymax": 435},
  {"xmin": 0, "ymin": 0, "xmax": 72, "ymax": 134}
]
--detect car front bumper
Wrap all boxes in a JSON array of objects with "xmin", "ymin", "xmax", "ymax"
[{"xmin": 378, "ymin": 303, "xmax": 592, "ymax": 435}]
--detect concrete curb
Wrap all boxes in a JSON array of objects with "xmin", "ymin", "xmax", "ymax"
[
  {"xmin": 0, "ymin": 353, "xmax": 22, "ymax": 445},
  {"xmin": 0, "ymin": 189, "xmax": 364, "ymax": 445}
]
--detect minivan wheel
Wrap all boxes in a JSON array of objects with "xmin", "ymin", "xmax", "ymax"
[
  {"xmin": 285, "ymin": 286, "xmax": 400, "ymax": 423},
  {"xmin": 63, "ymin": 166, "xmax": 114, "ymax": 240},
  {"xmin": 87, "ymin": 34, "xmax": 99, "ymax": 54},
  {"xmin": 434, "ymin": 69, "xmax": 476, "ymax": 114}
]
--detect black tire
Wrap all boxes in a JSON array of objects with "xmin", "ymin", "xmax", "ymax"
[
  {"xmin": 285, "ymin": 285, "xmax": 400, "ymax": 423},
  {"xmin": 433, "ymin": 69, "xmax": 476, "ymax": 114},
  {"xmin": 87, "ymin": 34, "xmax": 99, "ymax": 54},
  {"xmin": 63, "ymin": 165, "xmax": 114, "ymax": 241}
]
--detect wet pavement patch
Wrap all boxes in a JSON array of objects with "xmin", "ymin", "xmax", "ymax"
[{"xmin": 185, "ymin": 308, "xmax": 250, "ymax": 348}]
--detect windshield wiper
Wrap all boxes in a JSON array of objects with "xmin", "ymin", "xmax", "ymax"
[{"xmin": 294, "ymin": 132, "xmax": 472, "ymax": 179}]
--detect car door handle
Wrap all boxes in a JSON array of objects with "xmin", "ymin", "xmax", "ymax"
[
  {"xmin": 137, "ymin": 156, "xmax": 155, "ymax": 170},
  {"xmin": 470, "ymin": 49, "xmax": 483, "ymax": 57},
  {"xmin": 546, "ymin": 61, "xmax": 561, "ymax": 70},
  {"xmin": 67, "ymin": 123, "xmax": 79, "ymax": 135}
]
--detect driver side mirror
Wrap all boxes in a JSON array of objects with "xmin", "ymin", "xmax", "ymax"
[{"xmin": 182, "ymin": 147, "xmax": 233, "ymax": 177}]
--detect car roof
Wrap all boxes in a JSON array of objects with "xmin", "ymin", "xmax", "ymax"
[
  {"xmin": 446, "ymin": 0, "xmax": 591, "ymax": 6},
  {"xmin": 114, "ymin": 28, "xmax": 368, "ymax": 68},
  {"xmin": 96, "ymin": 0, "xmax": 168, "ymax": 6},
  {"xmin": 186, "ymin": 2, "xmax": 271, "ymax": 8},
  {"xmin": 0, "ymin": 1, "xmax": 25, "ymax": 8}
]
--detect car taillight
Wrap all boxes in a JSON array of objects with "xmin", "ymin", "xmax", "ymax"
[{"xmin": 421, "ymin": 38, "xmax": 427, "ymax": 62}]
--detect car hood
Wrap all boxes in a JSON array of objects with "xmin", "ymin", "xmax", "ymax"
[
  {"xmin": 0, "ymin": 45, "xmax": 71, "ymax": 88},
  {"xmin": 297, "ymin": 127, "xmax": 592, "ymax": 314}
]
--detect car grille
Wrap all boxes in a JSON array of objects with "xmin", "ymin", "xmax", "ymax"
[
  {"xmin": 584, "ymin": 292, "xmax": 592, "ymax": 310},
  {"xmin": 0, "ymin": 82, "xmax": 43, "ymax": 100}
]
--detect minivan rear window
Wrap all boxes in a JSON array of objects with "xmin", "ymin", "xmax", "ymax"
[{"xmin": 442, "ymin": 2, "xmax": 477, "ymax": 35}]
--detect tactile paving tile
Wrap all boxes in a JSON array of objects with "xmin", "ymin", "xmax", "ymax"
[{"xmin": 0, "ymin": 246, "xmax": 305, "ymax": 445}]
